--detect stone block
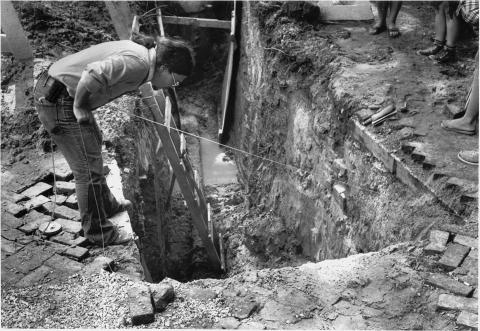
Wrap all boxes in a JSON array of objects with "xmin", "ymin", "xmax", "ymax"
[
  {"xmin": 42, "ymin": 202, "xmax": 80, "ymax": 221},
  {"xmin": 411, "ymin": 151, "xmax": 426, "ymax": 163},
  {"xmin": 446, "ymin": 177, "xmax": 478, "ymax": 192},
  {"xmin": 49, "ymin": 194, "xmax": 67, "ymax": 205},
  {"xmin": 3, "ymin": 201, "xmax": 26, "ymax": 217},
  {"xmin": 65, "ymin": 194, "xmax": 78, "ymax": 209},
  {"xmin": 1, "ymin": 266, "xmax": 25, "ymax": 286},
  {"xmin": 422, "ymin": 158, "xmax": 436, "ymax": 170},
  {"xmin": 16, "ymin": 265, "xmax": 52, "ymax": 288},
  {"xmin": 43, "ymin": 241, "xmax": 68, "ymax": 254},
  {"xmin": 2, "ymin": 228, "xmax": 26, "ymax": 241},
  {"xmin": 48, "ymin": 164, "xmax": 73, "ymax": 181},
  {"xmin": 457, "ymin": 311, "xmax": 478, "ymax": 330},
  {"xmin": 393, "ymin": 157, "xmax": 425, "ymax": 191},
  {"xmin": 63, "ymin": 246, "xmax": 89, "ymax": 261},
  {"xmin": 424, "ymin": 230, "xmax": 449, "ymax": 255},
  {"xmin": 55, "ymin": 181, "xmax": 76, "ymax": 195},
  {"xmin": 54, "ymin": 218, "xmax": 82, "ymax": 235},
  {"xmin": 401, "ymin": 141, "xmax": 424, "ymax": 154},
  {"xmin": 460, "ymin": 192, "xmax": 477, "ymax": 203},
  {"xmin": 1, "ymin": 239, "xmax": 24, "ymax": 255},
  {"xmin": 454, "ymin": 249, "xmax": 478, "ymax": 287},
  {"xmin": 439, "ymin": 243, "xmax": 470, "ymax": 270},
  {"xmin": 149, "ymin": 283, "xmax": 175, "ymax": 312},
  {"xmin": 127, "ymin": 285, "xmax": 154, "ymax": 325},
  {"xmin": 19, "ymin": 210, "xmax": 52, "ymax": 234},
  {"xmin": 233, "ymin": 301, "xmax": 259, "ymax": 320},
  {"xmin": 2, "ymin": 213, "xmax": 24, "ymax": 229},
  {"xmin": 44, "ymin": 253, "xmax": 83, "ymax": 275},
  {"xmin": 437, "ymin": 294, "xmax": 478, "ymax": 313},
  {"xmin": 454, "ymin": 235, "xmax": 478, "ymax": 249},
  {"xmin": 24, "ymin": 195, "xmax": 50, "ymax": 210},
  {"xmin": 1, "ymin": 191, "xmax": 27, "ymax": 203},
  {"xmin": 51, "ymin": 232, "xmax": 88, "ymax": 247},
  {"xmin": 20, "ymin": 182, "xmax": 52, "ymax": 198},
  {"xmin": 425, "ymin": 273, "xmax": 473, "ymax": 296},
  {"xmin": 2, "ymin": 243, "xmax": 56, "ymax": 274}
]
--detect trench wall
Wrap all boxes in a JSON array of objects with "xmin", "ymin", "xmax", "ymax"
[{"xmin": 230, "ymin": 2, "xmax": 456, "ymax": 261}]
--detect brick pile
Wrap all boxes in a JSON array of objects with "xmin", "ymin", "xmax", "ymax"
[{"xmin": 423, "ymin": 229, "xmax": 478, "ymax": 330}]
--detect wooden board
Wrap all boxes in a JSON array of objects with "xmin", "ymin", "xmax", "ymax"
[
  {"xmin": 0, "ymin": 1, "xmax": 33, "ymax": 61},
  {"xmin": 162, "ymin": 16, "xmax": 231, "ymax": 30},
  {"xmin": 104, "ymin": 1, "xmax": 134, "ymax": 40},
  {"xmin": 218, "ymin": 1, "xmax": 237, "ymax": 142},
  {"xmin": 315, "ymin": 1, "xmax": 373, "ymax": 21}
]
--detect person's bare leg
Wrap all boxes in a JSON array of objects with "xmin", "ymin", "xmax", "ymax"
[
  {"xmin": 386, "ymin": 1, "xmax": 403, "ymax": 37},
  {"xmin": 369, "ymin": 1, "xmax": 388, "ymax": 34},
  {"xmin": 418, "ymin": 3, "xmax": 446, "ymax": 55},
  {"xmin": 431, "ymin": 3, "xmax": 460, "ymax": 62},
  {"xmin": 442, "ymin": 57, "xmax": 479, "ymax": 133}
]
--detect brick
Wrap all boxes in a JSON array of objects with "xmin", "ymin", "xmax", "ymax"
[
  {"xmin": 438, "ymin": 294, "xmax": 478, "ymax": 313},
  {"xmin": 457, "ymin": 311, "xmax": 478, "ymax": 330},
  {"xmin": 19, "ymin": 210, "xmax": 52, "ymax": 234},
  {"xmin": 446, "ymin": 177, "xmax": 478, "ymax": 192},
  {"xmin": 16, "ymin": 265, "xmax": 53, "ymax": 288},
  {"xmin": 1, "ymin": 239, "xmax": 25, "ymax": 255},
  {"xmin": 2, "ymin": 243, "xmax": 56, "ymax": 274},
  {"xmin": 149, "ymin": 283, "xmax": 175, "ymax": 312},
  {"xmin": 455, "ymin": 249, "xmax": 478, "ymax": 287},
  {"xmin": 44, "ymin": 253, "xmax": 83, "ymax": 275},
  {"xmin": 42, "ymin": 202, "xmax": 80, "ymax": 221},
  {"xmin": 51, "ymin": 232, "xmax": 88, "ymax": 247},
  {"xmin": 48, "ymin": 165, "xmax": 73, "ymax": 181},
  {"xmin": 55, "ymin": 181, "xmax": 76, "ymax": 195},
  {"xmin": 63, "ymin": 246, "xmax": 89, "ymax": 261},
  {"xmin": 23, "ymin": 195, "xmax": 50, "ymax": 210},
  {"xmin": 43, "ymin": 241, "xmax": 68, "ymax": 254},
  {"xmin": 1, "ymin": 266, "xmax": 25, "ymax": 286},
  {"xmin": 1, "ymin": 191, "xmax": 27, "ymax": 203},
  {"xmin": 2, "ymin": 213, "xmax": 24, "ymax": 229},
  {"xmin": 2, "ymin": 228, "xmax": 26, "ymax": 241},
  {"xmin": 54, "ymin": 218, "xmax": 82, "ymax": 235},
  {"xmin": 128, "ymin": 285, "xmax": 154, "ymax": 325},
  {"xmin": 424, "ymin": 230, "xmax": 449, "ymax": 255},
  {"xmin": 3, "ymin": 201, "xmax": 26, "ymax": 217},
  {"xmin": 425, "ymin": 273, "xmax": 473, "ymax": 296},
  {"xmin": 401, "ymin": 141, "xmax": 424, "ymax": 154},
  {"xmin": 454, "ymin": 235, "xmax": 478, "ymax": 249},
  {"xmin": 49, "ymin": 194, "xmax": 68, "ymax": 205},
  {"xmin": 65, "ymin": 193, "xmax": 78, "ymax": 209},
  {"xmin": 20, "ymin": 182, "xmax": 52, "ymax": 198},
  {"xmin": 439, "ymin": 244, "xmax": 470, "ymax": 270}
]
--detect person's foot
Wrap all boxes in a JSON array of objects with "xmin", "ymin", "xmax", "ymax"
[
  {"xmin": 458, "ymin": 150, "xmax": 479, "ymax": 165},
  {"xmin": 429, "ymin": 47, "xmax": 456, "ymax": 63},
  {"xmin": 441, "ymin": 119, "xmax": 476, "ymax": 135},
  {"xmin": 417, "ymin": 44, "xmax": 444, "ymax": 56},
  {"xmin": 369, "ymin": 24, "xmax": 387, "ymax": 35}
]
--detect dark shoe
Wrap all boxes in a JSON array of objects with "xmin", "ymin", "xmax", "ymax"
[
  {"xmin": 429, "ymin": 47, "xmax": 456, "ymax": 63},
  {"xmin": 417, "ymin": 44, "xmax": 443, "ymax": 56},
  {"xmin": 368, "ymin": 25, "xmax": 387, "ymax": 35}
]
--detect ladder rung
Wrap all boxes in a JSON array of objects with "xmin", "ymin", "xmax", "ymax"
[{"xmin": 180, "ymin": 133, "xmax": 186, "ymax": 156}]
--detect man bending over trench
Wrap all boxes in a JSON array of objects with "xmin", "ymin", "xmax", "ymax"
[{"xmin": 34, "ymin": 35, "xmax": 195, "ymax": 246}]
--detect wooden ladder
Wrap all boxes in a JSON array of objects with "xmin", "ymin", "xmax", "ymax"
[{"xmin": 139, "ymin": 83, "xmax": 224, "ymax": 271}]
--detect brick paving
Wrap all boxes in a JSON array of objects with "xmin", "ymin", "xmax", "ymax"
[
  {"xmin": 422, "ymin": 229, "xmax": 479, "ymax": 329},
  {"xmin": 1, "ymin": 155, "xmax": 135, "ymax": 293}
]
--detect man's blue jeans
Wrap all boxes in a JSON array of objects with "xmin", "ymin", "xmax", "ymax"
[{"xmin": 34, "ymin": 72, "xmax": 120, "ymax": 245}]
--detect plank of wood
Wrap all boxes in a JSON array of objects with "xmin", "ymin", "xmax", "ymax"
[
  {"xmin": 0, "ymin": 1, "xmax": 33, "ymax": 61},
  {"xmin": 162, "ymin": 16, "xmax": 231, "ymax": 30},
  {"xmin": 218, "ymin": 2, "xmax": 237, "ymax": 142},
  {"xmin": 104, "ymin": 1, "xmax": 134, "ymax": 40},
  {"xmin": 139, "ymin": 83, "xmax": 221, "ymax": 270},
  {"xmin": 316, "ymin": 2, "xmax": 373, "ymax": 21}
]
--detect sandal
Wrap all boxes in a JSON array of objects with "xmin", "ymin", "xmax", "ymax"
[
  {"xmin": 440, "ymin": 120, "xmax": 476, "ymax": 135},
  {"xmin": 458, "ymin": 150, "xmax": 479, "ymax": 165}
]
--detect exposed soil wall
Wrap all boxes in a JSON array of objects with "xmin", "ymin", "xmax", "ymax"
[{"xmin": 230, "ymin": 2, "xmax": 459, "ymax": 262}]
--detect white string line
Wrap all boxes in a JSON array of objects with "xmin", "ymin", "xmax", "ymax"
[{"xmin": 118, "ymin": 106, "xmax": 379, "ymax": 195}]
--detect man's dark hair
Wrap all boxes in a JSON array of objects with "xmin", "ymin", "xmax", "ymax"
[
  {"xmin": 155, "ymin": 37, "xmax": 195, "ymax": 77},
  {"xmin": 131, "ymin": 32, "xmax": 156, "ymax": 49}
]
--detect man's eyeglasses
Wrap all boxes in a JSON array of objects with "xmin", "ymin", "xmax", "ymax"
[{"xmin": 171, "ymin": 73, "xmax": 180, "ymax": 88}]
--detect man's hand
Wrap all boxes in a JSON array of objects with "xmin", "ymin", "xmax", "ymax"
[{"xmin": 73, "ymin": 106, "xmax": 92, "ymax": 124}]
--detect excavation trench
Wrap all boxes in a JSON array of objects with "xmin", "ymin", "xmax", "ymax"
[{"xmin": 108, "ymin": 2, "xmax": 460, "ymax": 283}]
